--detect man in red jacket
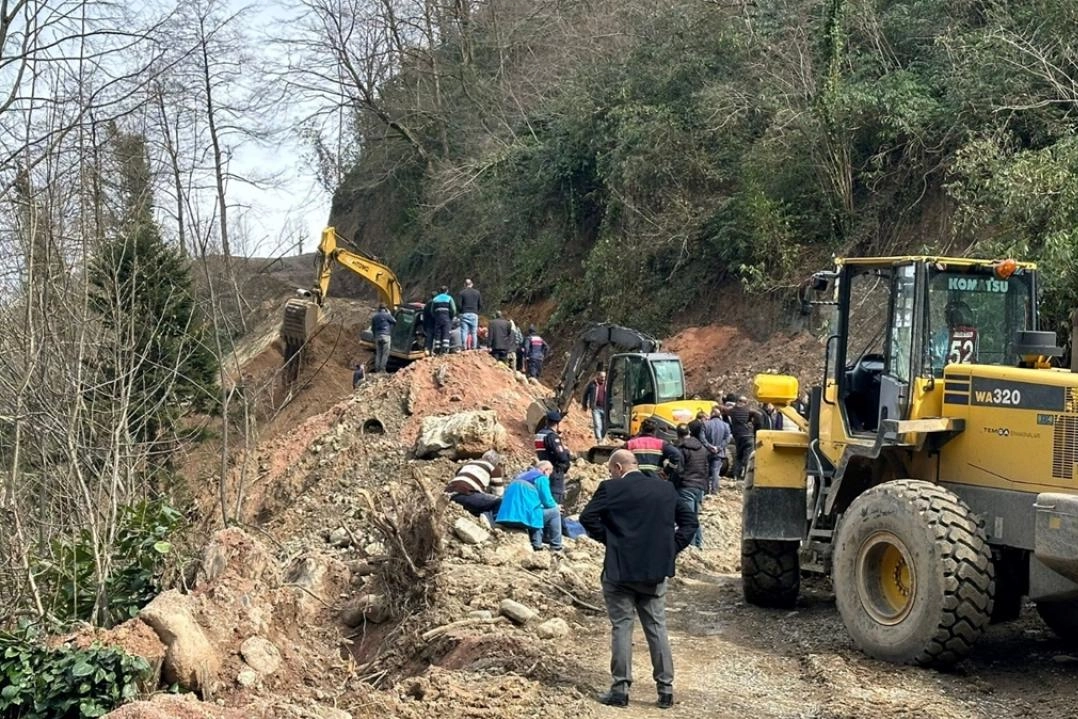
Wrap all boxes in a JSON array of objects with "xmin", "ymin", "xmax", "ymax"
[{"xmin": 580, "ymin": 449, "xmax": 697, "ymax": 709}]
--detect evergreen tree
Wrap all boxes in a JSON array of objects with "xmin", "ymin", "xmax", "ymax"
[{"xmin": 87, "ymin": 127, "xmax": 218, "ymax": 449}]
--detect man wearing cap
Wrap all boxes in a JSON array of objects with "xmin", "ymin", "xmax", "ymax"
[{"xmin": 535, "ymin": 410, "xmax": 573, "ymax": 506}]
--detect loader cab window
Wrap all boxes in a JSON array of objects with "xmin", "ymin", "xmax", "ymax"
[
  {"xmin": 926, "ymin": 269, "xmax": 1033, "ymax": 377},
  {"xmin": 837, "ymin": 267, "xmax": 892, "ymax": 433}
]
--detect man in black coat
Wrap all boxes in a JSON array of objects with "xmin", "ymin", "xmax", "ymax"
[
  {"xmin": 675, "ymin": 421, "xmax": 709, "ymax": 549},
  {"xmin": 487, "ymin": 310, "xmax": 513, "ymax": 364},
  {"xmin": 579, "ymin": 449, "xmax": 698, "ymax": 710}
]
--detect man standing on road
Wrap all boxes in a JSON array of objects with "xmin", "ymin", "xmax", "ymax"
[
  {"xmin": 369, "ymin": 303, "xmax": 396, "ymax": 373},
  {"xmin": 458, "ymin": 279, "xmax": 482, "ymax": 350},
  {"xmin": 430, "ymin": 286, "xmax": 457, "ymax": 354},
  {"xmin": 421, "ymin": 291, "xmax": 437, "ymax": 355},
  {"xmin": 728, "ymin": 396, "xmax": 762, "ymax": 480},
  {"xmin": 580, "ymin": 449, "xmax": 697, "ymax": 709},
  {"xmin": 582, "ymin": 371, "xmax": 607, "ymax": 442},
  {"xmin": 701, "ymin": 406, "xmax": 732, "ymax": 493},
  {"xmin": 675, "ymin": 422, "xmax": 709, "ymax": 549},
  {"xmin": 487, "ymin": 311, "xmax": 513, "ymax": 365}
]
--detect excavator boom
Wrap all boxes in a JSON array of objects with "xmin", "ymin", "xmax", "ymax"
[{"xmin": 280, "ymin": 226, "xmax": 407, "ymax": 385}]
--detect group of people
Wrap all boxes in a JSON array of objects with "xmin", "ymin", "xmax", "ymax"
[
  {"xmin": 441, "ymin": 418, "xmax": 698, "ymax": 710},
  {"xmin": 365, "ymin": 278, "xmax": 553, "ymax": 378},
  {"xmin": 442, "ymin": 408, "xmax": 573, "ymax": 552}
]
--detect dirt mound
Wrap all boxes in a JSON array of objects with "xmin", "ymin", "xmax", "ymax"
[{"xmin": 664, "ymin": 324, "xmax": 825, "ymax": 398}]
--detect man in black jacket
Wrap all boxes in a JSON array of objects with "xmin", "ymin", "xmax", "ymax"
[
  {"xmin": 457, "ymin": 279, "xmax": 482, "ymax": 350},
  {"xmin": 487, "ymin": 311, "xmax": 513, "ymax": 365},
  {"xmin": 727, "ymin": 395, "xmax": 762, "ymax": 480},
  {"xmin": 579, "ymin": 449, "xmax": 697, "ymax": 710},
  {"xmin": 675, "ymin": 422, "xmax": 709, "ymax": 549}
]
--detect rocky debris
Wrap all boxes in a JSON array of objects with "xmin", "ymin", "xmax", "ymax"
[
  {"xmin": 414, "ymin": 410, "xmax": 509, "ymax": 459},
  {"xmin": 520, "ymin": 551, "xmax": 551, "ymax": 571},
  {"xmin": 534, "ymin": 618, "xmax": 570, "ymax": 640},
  {"xmin": 327, "ymin": 527, "xmax": 352, "ymax": 548},
  {"xmin": 284, "ymin": 553, "xmax": 352, "ymax": 620},
  {"xmin": 139, "ymin": 590, "xmax": 221, "ymax": 696},
  {"xmin": 499, "ymin": 598, "xmax": 539, "ymax": 625},
  {"xmin": 237, "ymin": 670, "xmax": 260, "ymax": 687},
  {"xmin": 104, "ymin": 693, "xmax": 250, "ymax": 718},
  {"xmin": 240, "ymin": 636, "xmax": 282, "ymax": 675},
  {"xmin": 452, "ymin": 517, "xmax": 490, "ymax": 545},
  {"xmin": 340, "ymin": 593, "xmax": 391, "ymax": 626},
  {"xmin": 197, "ymin": 528, "xmax": 277, "ymax": 589}
]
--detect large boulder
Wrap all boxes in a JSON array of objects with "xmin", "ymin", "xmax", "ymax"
[
  {"xmin": 139, "ymin": 590, "xmax": 221, "ymax": 696},
  {"xmin": 414, "ymin": 410, "xmax": 508, "ymax": 459}
]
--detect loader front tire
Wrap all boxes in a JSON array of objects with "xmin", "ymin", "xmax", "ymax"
[
  {"xmin": 742, "ymin": 539, "xmax": 800, "ymax": 609},
  {"xmin": 832, "ymin": 479, "xmax": 994, "ymax": 666},
  {"xmin": 1036, "ymin": 600, "xmax": 1078, "ymax": 644}
]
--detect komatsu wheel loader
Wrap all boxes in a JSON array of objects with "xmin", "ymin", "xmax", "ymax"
[{"xmin": 742, "ymin": 255, "xmax": 1078, "ymax": 666}]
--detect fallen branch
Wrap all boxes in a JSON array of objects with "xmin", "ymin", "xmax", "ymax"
[
  {"xmin": 421, "ymin": 616, "xmax": 507, "ymax": 642},
  {"xmin": 519, "ymin": 568, "xmax": 604, "ymax": 613}
]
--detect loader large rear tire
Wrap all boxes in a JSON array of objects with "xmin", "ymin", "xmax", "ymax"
[
  {"xmin": 832, "ymin": 479, "xmax": 994, "ymax": 666},
  {"xmin": 742, "ymin": 539, "xmax": 800, "ymax": 609},
  {"xmin": 1036, "ymin": 600, "xmax": 1078, "ymax": 644}
]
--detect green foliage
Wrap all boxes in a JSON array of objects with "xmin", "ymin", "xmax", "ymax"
[
  {"xmin": 38, "ymin": 498, "xmax": 184, "ymax": 627},
  {"xmin": 331, "ymin": 0, "xmax": 1078, "ymax": 334},
  {"xmin": 0, "ymin": 626, "xmax": 149, "ymax": 718}
]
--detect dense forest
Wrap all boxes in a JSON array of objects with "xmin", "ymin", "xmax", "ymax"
[{"xmin": 326, "ymin": 0, "xmax": 1078, "ymax": 336}]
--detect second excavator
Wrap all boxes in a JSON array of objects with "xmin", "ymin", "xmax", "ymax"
[
  {"xmin": 280, "ymin": 227, "xmax": 426, "ymax": 384},
  {"xmin": 527, "ymin": 323, "xmax": 714, "ymax": 461}
]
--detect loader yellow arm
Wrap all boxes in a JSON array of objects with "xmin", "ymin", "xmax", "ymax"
[{"xmin": 316, "ymin": 226, "xmax": 403, "ymax": 308}]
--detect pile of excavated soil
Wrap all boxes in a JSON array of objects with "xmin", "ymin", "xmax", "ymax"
[{"xmin": 665, "ymin": 324, "xmax": 825, "ymax": 399}]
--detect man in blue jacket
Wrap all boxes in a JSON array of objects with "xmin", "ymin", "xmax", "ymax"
[
  {"xmin": 495, "ymin": 461, "xmax": 562, "ymax": 551},
  {"xmin": 580, "ymin": 449, "xmax": 697, "ymax": 709},
  {"xmin": 430, "ymin": 286, "xmax": 457, "ymax": 355},
  {"xmin": 369, "ymin": 303, "xmax": 396, "ymax": 373}
]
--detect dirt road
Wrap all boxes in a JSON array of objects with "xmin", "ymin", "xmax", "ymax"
[{"xmin": 558, "ymin": 559, "xmax": 1078, "ymax": 719}]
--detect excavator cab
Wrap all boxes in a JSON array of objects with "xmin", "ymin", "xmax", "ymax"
[{"xmin": 605, "ymin": 353, "xmax": 698, "ymax": 439}]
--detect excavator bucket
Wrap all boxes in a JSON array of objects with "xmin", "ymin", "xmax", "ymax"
[{"xmin": 281, "ymin": 297, "xmax": 320, "ymax": 385}]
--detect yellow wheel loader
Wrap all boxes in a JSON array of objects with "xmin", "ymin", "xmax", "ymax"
[
  {"xmin": 280, "ymin": 227, "xmax": 426, "ymax": 383},
  {"xmin": 743, "ymin": 255, "xmax": 1078, "ymax": 666},
  {"xmin": 526, "ymin": 323, "xmax": 713, "ymax": 461}
]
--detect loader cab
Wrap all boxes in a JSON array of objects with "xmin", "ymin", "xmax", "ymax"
[
  {"xmin": 605, "ymin": 353, "xmax": 686, "ymax": 438},
  {"xmin": 828, "ymin": 258, "xmax": 1037, "ymax": 435}
]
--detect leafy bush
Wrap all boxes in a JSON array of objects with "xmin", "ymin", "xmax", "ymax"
[
  {"xmin": 0, "ymin": 627, "xmax": 149, "ymax": 718},
  {"xmin": 39, "ymin": 499, "xmax": 184, "ymax": 627}
]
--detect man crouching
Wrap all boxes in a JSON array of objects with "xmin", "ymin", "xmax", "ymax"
[{"xmin": 579, "ymin": 449, "xmax": 697, "ymax": 709}]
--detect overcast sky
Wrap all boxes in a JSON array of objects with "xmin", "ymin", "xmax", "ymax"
[{"xmin": 223, "ymin": 0, "xmax": 332, "ymax": 259}]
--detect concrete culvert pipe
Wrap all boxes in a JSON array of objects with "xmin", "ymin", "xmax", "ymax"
[{"xmin": 362, "ymin": 418, "xmax": 385, "ymax": 435}]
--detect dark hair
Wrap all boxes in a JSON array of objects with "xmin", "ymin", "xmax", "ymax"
[
  {"xmin": 687, "ymin": 419, "xmax": 704, "ymax": 436},
  {"xmin": 441, "ymin": 285, "xmax": 449, "ymax": 293},
  {"xmin": 640, "ymin": 418, "xmax": 657, "ymax": 435},
  {"xmin": 676, "ymin": 423, "xmax": 690, "ymax": 437}
]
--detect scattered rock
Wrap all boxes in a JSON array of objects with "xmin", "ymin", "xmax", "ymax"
[
  {"xmin": 467, "ymin": 610, "xmax": 493, "ymax": 620},
  {"xmin": 345, "ymin": 560, "xmax": 376, "ymax": 577},
  {"xmin": 414, "ymin": 410, "xmax": 509, "ymax": 459},
  {"xmin": 520, "ymin": 551, "xmax": 551, "ymax": 571},
  {"xmin": 139, "ymin": 590, "xmax": 221, "ymax": 696},
  {"xmin": 453, "ymin": 517, "xmax": 491, "ymax": 545},
  {"xmin": 340, "ymin": 593, "xmax": 391, "ymax": 626},
  {"xmin": 449, "ymin": 394, "xmax": 463, "ymax": 402},
  {"xmin": 1052, "ymin": 654, "xmax": 1078, "ymax": 664},
  {"xmin": 327, "ymin": 528, "xmax": 352, "ymax": 548},
  {"xmin": 499, "ymin": 598, "xmax": 539, "ymax": 625},
  {"xmin": 236, "ymin": 670, "xmax": 259, "ymax": 687},
  {"xmin": 515, "ymin": 372, "xmax": 527, "ymax": 383},
  {"xmin": 239, "ymin": 636, "xmax": 281, "ymax": 675},
  {"xmin": 535, "ymin": 618, "xmax": 570, "ymax": 639}
]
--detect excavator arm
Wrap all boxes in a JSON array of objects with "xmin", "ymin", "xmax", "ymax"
[
  {"xmin": 551, "ymin": 323, "xmax": 661, "ymax": 412},
  {"xmin": 313, "ymin": 226, "xmax": 402, "ymax": 308},
  {"xmin": 526, "ymin": 323, "xmax": 662, "ymax": 433},
  {"xmin": 281, "ymin": 226, "xmax": 404, "ymax": 386}
]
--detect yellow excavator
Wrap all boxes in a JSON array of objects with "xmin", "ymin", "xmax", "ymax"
[
  {"xmin": 743, "ymin": 255, "xmax": 1078, "ymax": 666},
  {"xmin": 527, "ymin": 323, "xmax": 714, "ymax": 461},
  {"xmin": 280, "ymin": 227, "xmax": 425, "ymax": 383}
]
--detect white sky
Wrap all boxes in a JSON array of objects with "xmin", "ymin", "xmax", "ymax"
[{"xmin": 224, "ymin": 1, "xmax": 332, "ymax": 259}]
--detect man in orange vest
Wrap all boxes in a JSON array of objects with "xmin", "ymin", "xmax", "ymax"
[{"xmin": 625, "ymin": 418, "xmax": 682, "ymax": 478}]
